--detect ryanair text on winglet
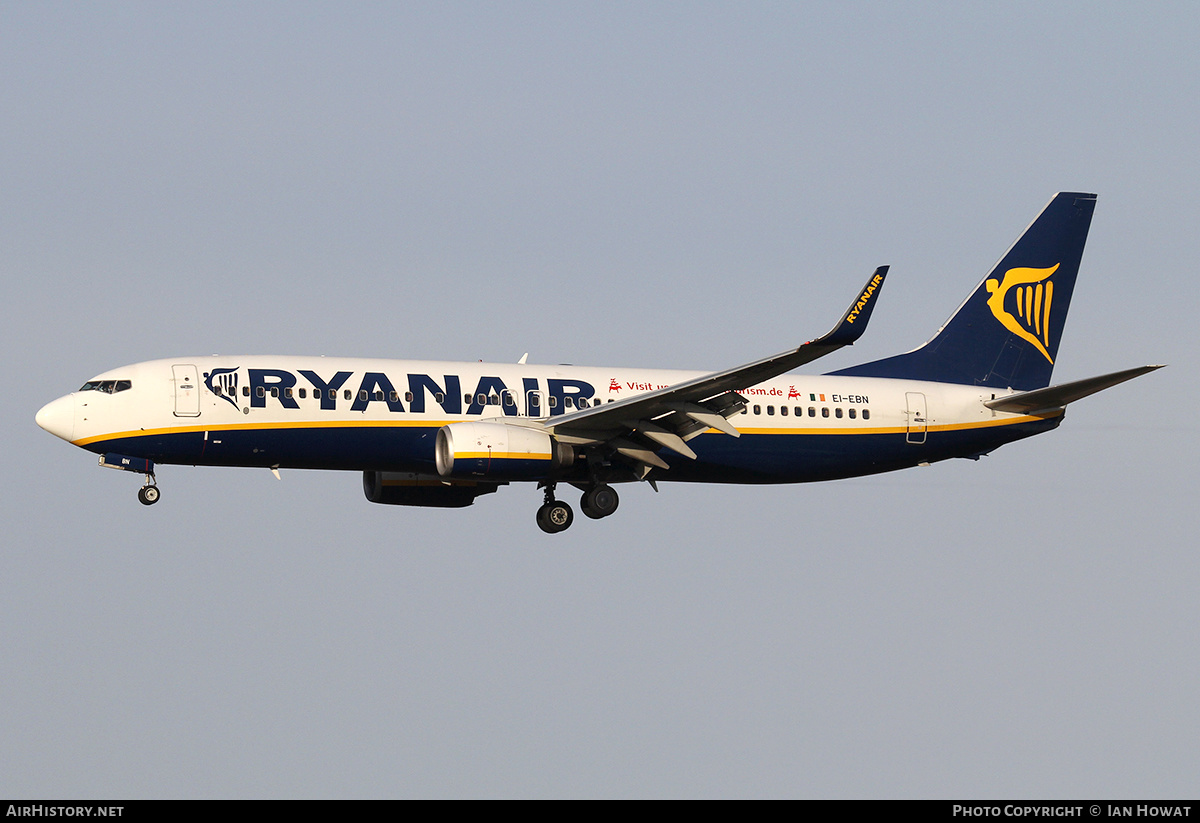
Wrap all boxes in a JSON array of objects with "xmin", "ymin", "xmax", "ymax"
[{"xmin": 844, "ymin": 272, "xmax": 885, "ymax": 324}]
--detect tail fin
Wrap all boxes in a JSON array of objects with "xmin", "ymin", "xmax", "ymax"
[{"xmin": 831, "ymin": 192, "xmax": 1097, "ymax": 390}]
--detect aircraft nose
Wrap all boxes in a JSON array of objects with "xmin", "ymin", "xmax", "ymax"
[{"xmin": 36, "ymin": 394, "xmax": 75, "ymax": 442}]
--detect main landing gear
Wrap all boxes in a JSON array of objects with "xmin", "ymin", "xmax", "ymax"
[
  {"xmin": 581, "ymin": 484, "xmax": 619, "ymax": 520},
  {"xmin": 536, "ymin": 484, "xmax": 574, "ymax": 534},
  {"xmin": 535, "ymin": 482, "xmax": 620, "ymax": 533}
]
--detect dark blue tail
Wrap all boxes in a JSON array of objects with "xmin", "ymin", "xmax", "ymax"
[{"xmin": 830, "ymin": 192, "xmax": 1097, "ymax": 390}]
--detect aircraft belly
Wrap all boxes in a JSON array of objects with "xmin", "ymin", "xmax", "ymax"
[
  {"xmin": 674, "ymin": 431, "xmax": 916, "ymax": 483},
  {"xmin": 77, "ymin": 415, "xmax": 1058, "ymax": 482},
  {"xmin": 82, "ymin": 424, "xmax": 443, "ymax": 472},
  {"xmin": 670, "ymin": 417, "xmax": 1058, "ymax": 483}
]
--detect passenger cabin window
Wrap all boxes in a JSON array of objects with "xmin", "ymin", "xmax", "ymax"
[
  {"xmin": 780, "ymin": 406, "xmax": 787, "ymax": 416},
  {"xmin": 405, "ymin": 391, "xmax": 414, "ymax": 403},
  {"xmin": 753, "ymin": 404, "xmax": 761, "ymax": 415},
  {"xmin": 434, "ymin": 392, "xmax": 444, "ymax": 403},
  {"xmin": 767, "ymin": 405, "xmax": 774, "ymax": 416},
  {"xmin": 862, "ymin": 409, "xmax": 871, "ymax": 420},
  {"xmin": 821, "ymin": 407, "xmax": 829, "ymax": 418},
  {"xmin": 848, "ymin": 408, "xmax": 856, "ymax": 419},
  {"xmin": 835, "ymin": 408, "xmax": 842, "ymax": 418},
  {"xmin": 808, "ymin": 407, "xmax": 815, "ymax": 417},
  {"xmin": 298, "ymin": 388, "xmax": 307, "ymax": 399},
  {"xmin": 243, "ymin": 387, "xmax": 250, "ymax": 397},
  {"xmin": 344, "ymin": 389, "xmax": 352, "ymax": 400}
]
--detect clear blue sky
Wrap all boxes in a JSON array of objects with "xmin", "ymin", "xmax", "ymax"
[{"xmin": 3, "ymin": 2, "xmax": 1196, "ymax": 797}]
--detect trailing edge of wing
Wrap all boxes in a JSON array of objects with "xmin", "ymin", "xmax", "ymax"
[
  {"xmin": 549, "ymin": 265, "xmax": 890, "ymax": 435},
  {"xmin": 984, "ymin": 365, "xmax": 1164, "ymax": 414},
  {"xmin": 540, "ymin": 267, "xmax": 890, "ymax": 477}
]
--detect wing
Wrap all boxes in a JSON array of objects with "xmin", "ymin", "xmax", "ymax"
[{"xmin": 544, "ymin": 266, "xmax": 889, "ymax": 475}]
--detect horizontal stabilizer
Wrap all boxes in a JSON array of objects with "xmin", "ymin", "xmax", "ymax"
[{"xmin": 984, "ymin": 365, "xmax": 1164, "ymax": 414}]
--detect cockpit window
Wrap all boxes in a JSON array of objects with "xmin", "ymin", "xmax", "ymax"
[{"xmin": 79, "ymin": 380, "xmax": 132, "ymax": 394}]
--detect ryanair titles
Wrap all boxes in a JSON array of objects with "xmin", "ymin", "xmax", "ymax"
[
  {"xmin": 844, "ymin": 271, "xmax": 885, "ymax": 325},
  {"xmin": 203, "ymin": 367, "xmax": 598, "ymax": 417}
]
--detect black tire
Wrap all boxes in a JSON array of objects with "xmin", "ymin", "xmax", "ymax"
[
  {"xmin": 536, "ymin": 503, "xmax": 554, "ymax": 533},
  {"xmin": 138, "ymin": 486, "xmax": 160, "ymax": 506},
  {"xmin": 581, "ymin": 485, "xmax": 619, "ymax": 519},
  {"xmin": 537, "ymin": 500, "xmax": 573, "ymax": 533}
]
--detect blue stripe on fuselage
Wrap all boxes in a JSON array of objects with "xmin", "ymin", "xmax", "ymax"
[{"xmin": 78, "ymin": 415, "xmax": 1060, "ymax": 483}]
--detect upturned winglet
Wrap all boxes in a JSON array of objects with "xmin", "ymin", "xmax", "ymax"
[{"xmin": 818, "ymin": 265, "xmax": 889, "ymax": 347}]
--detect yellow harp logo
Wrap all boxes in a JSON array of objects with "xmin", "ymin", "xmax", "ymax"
[{"xmin": 985, "ymin": 264, "xmax": 1059, "ymax": 364}]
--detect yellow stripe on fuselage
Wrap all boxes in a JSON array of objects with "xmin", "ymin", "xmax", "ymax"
[
  {"xmin": 73, "ymin": 410, "xmax": 1060, "ymax": 448},
  {"xmin": 455, "ymin": 452, "xmax": 553, "ymax": 461},
  {"xmin": 733, "ymin": 410, "xmax": 1061, "ymax": 436}
]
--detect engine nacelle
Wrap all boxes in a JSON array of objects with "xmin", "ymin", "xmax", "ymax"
[
  {"xmin": 435, "ymin": 421, "xmax": 574, "ymax": 481},
  {"xmin": 362, "ymin": 471, "xmax": 500, "ymax": 508}
]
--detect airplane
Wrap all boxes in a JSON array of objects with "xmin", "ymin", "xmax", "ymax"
[{"xmin": 36, "ymin": 192, "xmax": 1162, "ymax": 533}]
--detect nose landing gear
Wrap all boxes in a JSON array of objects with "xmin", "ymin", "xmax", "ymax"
[
  {"xmin": 137, "ymin": 477, "xmax": 160, "ymax": 506},
  {"xmin": 99, "ymin": 454, "xmax": 161, "ymax": 506}
]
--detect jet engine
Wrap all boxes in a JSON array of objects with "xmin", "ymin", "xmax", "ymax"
[
  {"xmin": 362, "ymin": 471, "xmax": 501, "ymax": 508},
  {"xmin": 435, "ymin": 421, "xmax": 574, "ymax": 481}
]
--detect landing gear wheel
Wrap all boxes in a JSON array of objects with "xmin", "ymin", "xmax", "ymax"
[
  {"xmin": 581, "ymin": 484, "xmax": 619, "ymax": 519},
  {"xmin": 536, "ymin": 500, "xmax": 574, "ymax": 534},
  {"xmin": 138, "ymin": 485, "xmax": 160, "ymax": 506}
]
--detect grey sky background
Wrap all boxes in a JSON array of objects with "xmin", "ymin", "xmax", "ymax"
[{"xmin": 3, "ymin": 2, "xmax": 1197, "ymax": 798}]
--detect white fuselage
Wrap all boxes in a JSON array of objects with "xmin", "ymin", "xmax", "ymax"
[{"xmin": 37, "ymin": 355, "xmax": 1059, "ymax": 484}]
